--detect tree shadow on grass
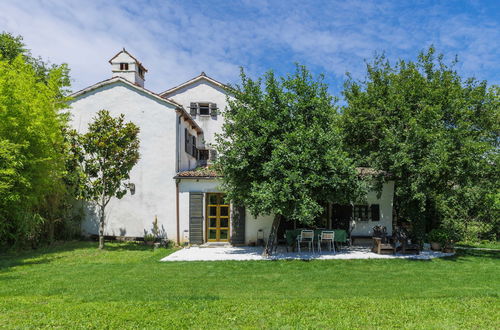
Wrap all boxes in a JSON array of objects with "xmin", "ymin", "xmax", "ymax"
[
  {"xmin": 0, "ymin": 240, "xmax": 90, "ymax": 272},
  {"xmin": 436, "ymin": 249, "xmax": 499, "ymax": 262},
  {"xmin": 101, "ymin": 242, "xmax": 154, "ymax": 252},
  {"xmin": 0, "ymin": 240, "xmax": 159, "ymax": 272}
]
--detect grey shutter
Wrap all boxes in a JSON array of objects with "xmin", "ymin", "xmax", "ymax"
[
  {"xmin": 190, "ymin": 102, "xmax": 197, "ymax": 117},
  {"xmin": 371, "ymin": 204, "xmax": 380, "ymax": 221},
  {"xmin": 189, "ymin": 192, "xmax": 204, "ymax": 244},
  {"xmin": 210, "ymin": 103, "xmax": 218, "ymax": 119},
  {"xmin": 184, "ymin": 129, "xmax": 189, "ymax": 153},
  {"xmin": 209, "ymin": 149, "xmax": 217, "ymax": 161},
  {"xmin": 192, "ymin": 136, "xmax": 197, "ymax": 157},
  {"xmin": 231, "ymin": 205, "xmax": 245, "ymax": 245}
]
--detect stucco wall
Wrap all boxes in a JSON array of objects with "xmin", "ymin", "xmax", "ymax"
[
  {"xmin": 69, "ymin": 81, "xmax": 188, "ymax": 240},
  {"xmin": 351, "ymin": 181, "xmax": 395, "ymax": 236},
  {"xmin": 167, "ymin": 79, "xmax": 229, "ymax": 147}
]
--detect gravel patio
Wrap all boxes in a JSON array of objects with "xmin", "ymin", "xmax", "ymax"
[{"xmin": 161, "ymin": 246, "xmax": 454, "ymax": 262}]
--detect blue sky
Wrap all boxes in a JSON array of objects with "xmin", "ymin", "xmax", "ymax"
[{"xmin": 0, "ymin": 0, "xmax": 498, "ymax": 96}]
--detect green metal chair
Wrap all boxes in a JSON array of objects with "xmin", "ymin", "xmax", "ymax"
[
  {"xmin": 296, "ymin": 230, "xmax": 314, "ymax": 252},
  {"xmin": 318, "ymin": 231, "xmax": 335, "ymax": 253}
]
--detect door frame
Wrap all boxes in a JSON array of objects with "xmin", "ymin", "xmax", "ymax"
[{"xmin": 205, "ymin": 193, "xmax": 230, "ymax": 242}]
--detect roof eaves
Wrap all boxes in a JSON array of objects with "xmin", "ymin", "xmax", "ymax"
[
  {"xmin": 160, "ymin": 73, "xmax": 228, "ymax": 97},
  {"xmin": 70, "ymin": 77, "xmax": 175, "ymax": 106}
]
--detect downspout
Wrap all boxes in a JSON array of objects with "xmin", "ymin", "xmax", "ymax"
[
  {"xmin": 176, "ymin": 178, "xmax": 180, "ymax": 245},
  {"xmin": 176, "ymin": 112, "xmax": 181, "ymax": 172}
]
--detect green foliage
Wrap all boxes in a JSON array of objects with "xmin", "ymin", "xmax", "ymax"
[
  {"xmin": 341, "ymin": 46, "xmax": 499, "ymax": 240},
  {"xmin": 427, "ymin": 228, "xmax": 451, "ymax": 245},
  {"xmin": 0, "ymin": 242, "xmax": 499, "ymax": 328},
  {"xmin": 69, "ymin": 110, "xmax": 140, "ymax": 248},
  {"xmin": 0, "ymin": 32, "xmax": 25, "ymax": 61},
  {"xmin": 0, "ymin": 32, "xmax": 73, "ymax": 248},
  {"xmin": 217, "ymin": 65, "xmax": 366, "ymax": 225},
  {"xmin": 143, "ymin": 233, "xmax": 155, "ymax": 242}
]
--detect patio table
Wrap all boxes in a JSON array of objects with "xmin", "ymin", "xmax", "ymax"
[{"xmin": 285, "ymin": 229, "xmax": 347, "ymax": 250}]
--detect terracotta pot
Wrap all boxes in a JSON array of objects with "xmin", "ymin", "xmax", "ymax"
[
  {"xmin": 145, "ymin": 240, "xmax": 155, "ymax": 246},
  {"xmin": 442, "ymin": 246, "xmax": 455, "ymax": 253},
  {"xmin": 431, "ymin": 242, "xmax": 441, "ymax": 251}
]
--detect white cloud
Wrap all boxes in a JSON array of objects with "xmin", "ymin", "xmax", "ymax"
[{"xmin": 0, "ymin": 0, "xmax": 497, "ymax": 94}]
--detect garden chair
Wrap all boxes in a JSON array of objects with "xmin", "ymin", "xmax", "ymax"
[
  {"xmin": 296, "ymin": 230, "xmax": 314, "ymax": 253},
  {"xmin": 372, "ymin": 225, "xmax": 395, "ymax": 254},
  {"xmin": 393, "ymin": 227, "xmax": 420, "ymax": 254},
  {"xmin": 318, "ymin": 231, "xmax": 335, "ymax": 253}
]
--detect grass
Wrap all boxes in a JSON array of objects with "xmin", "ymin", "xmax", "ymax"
[
  {"xmin": 456, "ymin": 240, "xmax": 500, "ymax": 250},
  {"xmin": 0, "ymin": 241, "xmax": 499, "ymax": 329}
]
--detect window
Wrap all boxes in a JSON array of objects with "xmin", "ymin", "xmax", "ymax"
[
  {"xmin": 354, "ymin": 205, "xmax": 369, "ymax": 221},
  {"xmin": 198, "ymin": 150, "xmax": 209, "ymax": 161},
  {"xmin": 199, "ymin": 103, "xmax": 210, "ymax": 116},
  {"xmin": 371, "ymin": 204, "xmax": 380, "ymax": 221},
  {"xmin": 192, "ymin": 136, "xmax": 197, "ymax": 157},
  {"xmin": 209, "ymin": 149, "xmax": 217, "ymax": 162},
  {"xmin": 138, "ymin": 67, "xmax": 144, "ymax": 78},
  {"xmin": 189, "ymin": 102, "xmax": 218, "ymax": 118},
  {"xmin": 119, "ymin": 63, "xmax": 129, "ymax": 70},
  {"xmin": 184, "ymin": 129, "xmax": 197, "ymax": 158}
]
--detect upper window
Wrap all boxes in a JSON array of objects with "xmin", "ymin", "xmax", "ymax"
[
  {"xmin": 189, "ymin": 102, "xmax": 218, "ymax": 118},
  {"xmin": 119, "ymin": 63, "xmax": 129, "ymax": 70},
  {"xmin": 184, "ymin": 129, "xmax": 197, "ymax": 158},
  {"xmin": 199, "ymin": 103, "xmax": 210, "ymax": 116}
]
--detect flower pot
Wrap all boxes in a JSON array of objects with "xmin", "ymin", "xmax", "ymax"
[
  {"xmin": 442, "ymin": 246, "xmax": 455, "ymax": 253},
  {"xmin": 145, "ymin": 240, "xmax": 155, "ymax": 246},
  {"xmin": 431, "ymin": 242, "xmax": 441, "ymax": 251}
]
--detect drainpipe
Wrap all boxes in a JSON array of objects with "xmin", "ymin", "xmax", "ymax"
[{"xmin": 176, "ymin": 178, "xmax": 180, "ymax": 245}]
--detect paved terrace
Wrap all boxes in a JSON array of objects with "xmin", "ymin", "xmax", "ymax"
[{"xmin": 161, "ymin": 246, "xmax": 454, "ymax": 262}]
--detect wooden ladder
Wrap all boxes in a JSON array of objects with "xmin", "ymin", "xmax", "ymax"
[{"xmin": 263, "ymin": 215, "xmax": 281, "ymax": 256}]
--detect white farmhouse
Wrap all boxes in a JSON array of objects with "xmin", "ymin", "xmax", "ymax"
[{"xmin": 69, "ymin": 49, "xmax": 394, "ymax": 246}]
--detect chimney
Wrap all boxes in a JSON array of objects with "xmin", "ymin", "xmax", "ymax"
[{"xmin": 108, "ymin": 48, "xmax": 147, "ymax": 87}]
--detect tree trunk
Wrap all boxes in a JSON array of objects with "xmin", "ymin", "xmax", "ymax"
[
  {"xmin": 263, "ymin": 214, "xmax": 282, "ymax": 257},
  {"xmin": 98, "ymin": 205, "xmax": 105, "ymax": 249}
]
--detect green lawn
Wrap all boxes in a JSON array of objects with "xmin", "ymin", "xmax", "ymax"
[
  {"xmin": 1, "ymin": 242, "xmax": 499, "ymax": 328},
  {"xmin": 456, "ymin": 241, "xmax": 500, "ymax": 250}
]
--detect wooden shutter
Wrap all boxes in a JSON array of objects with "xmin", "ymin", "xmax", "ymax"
[
  {"xmin": 371, "ymin": 204, "xmax": 380, "ymax": 221},
  {"xmin": 190, "ymin": 102, "xmax": 197, "ymax": 117},
  {"xmin": 209, "ymin": 149, "xmax": 217, "ymax": 161},
  {"xmin": 189, "ymin": 192, "xmax": 204, "ymax": 244},
  {"xmin": 210, "ymin": 103, "xmax": 218, "ymax": 119},
  {"xmin": 231, "ymin": 205, "xmax": 245, "ymax": 245},
  {"xmin": 191, "ymin": 136, "xmax": 196, "ymax": 157}
]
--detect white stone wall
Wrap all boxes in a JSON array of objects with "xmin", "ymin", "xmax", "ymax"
[
  {"xmin": 69, "ymin": 81, "xmax": 193, "ymax": 240},
  {"xmin": 350, "ymin": 181, "xmax": 395, "ymax": 236},
  {"xmin": 167, "ymin": 79, "xmax": 229, "ymax": 147}
]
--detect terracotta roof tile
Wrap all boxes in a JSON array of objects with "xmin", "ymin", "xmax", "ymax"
[
  {"xmin": 176, "ymin": 167, "xmax": 389, "ymax": 179},
  {"xmin": 176, "ymin": 167, "xmax": 220, "ymax": 178}
]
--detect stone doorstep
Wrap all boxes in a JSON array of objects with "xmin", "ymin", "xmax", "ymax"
[{"xmin": 198, "ymin": 242, "xmax": 232, "ymax": 248}]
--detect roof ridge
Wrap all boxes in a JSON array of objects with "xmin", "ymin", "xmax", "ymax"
[
  {"xmin": 69, "ymin": 76, "xmax": 202, "ymax": 134},
  {"xmin": 159, "ymin": 72, "xmax": 228, "ymax": 96}
]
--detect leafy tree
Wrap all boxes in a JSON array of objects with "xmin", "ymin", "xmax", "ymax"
[
  {"xmin": 0, "ymin": 48, "xmax": 71, "ymax": 247},
  {"xmin": 341, "ymin": 47, "xmax": 499, "ymax": 241},
  {"xmin": 69, "ymin": 110, "xmax": 140, "ymax": 249},
  {"xmin": 216, "ymin": 65, "xmax": 366, "ymax": 255}
]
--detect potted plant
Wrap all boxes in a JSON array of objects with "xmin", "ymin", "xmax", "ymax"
[
  {"xmin": 427, "ymin": 229, "xmax": 448, "ymax": 251},
  {"xmin": 144, "ymin": 233, "xmax": 155, "ymax": 246}
]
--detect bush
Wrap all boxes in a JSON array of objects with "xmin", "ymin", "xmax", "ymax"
[{"xmin": 427, "ymin": 229, "xmax": 453, "ymax": 246}]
